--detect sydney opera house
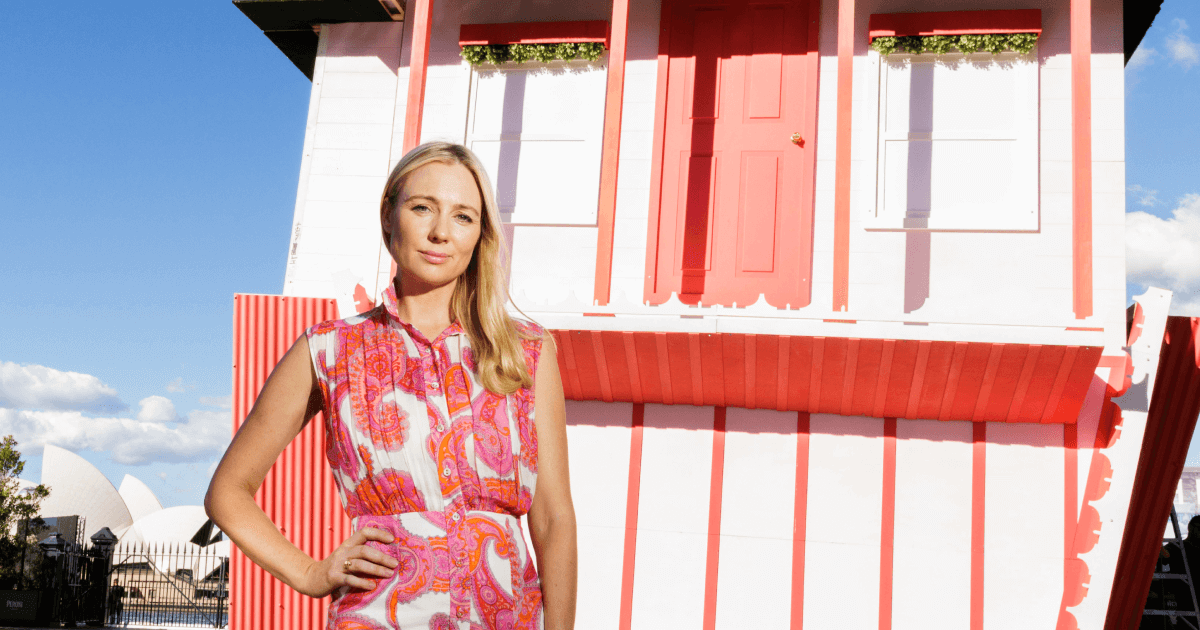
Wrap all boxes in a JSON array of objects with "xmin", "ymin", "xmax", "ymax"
[{"xmin": 30, "ymin": 444, "xmax": 227, "ymax": 557}]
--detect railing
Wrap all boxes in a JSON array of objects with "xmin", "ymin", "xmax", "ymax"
[
  {"xmin": 109, "ymin": 542, "xmax": 229, "ymax": 628},
  {"xmin": 37, "ymin": 537, "xmax": 229, "ymax": 628}
]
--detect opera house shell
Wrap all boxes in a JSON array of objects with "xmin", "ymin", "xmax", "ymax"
[{"xmin": 36, "ymin": 445, "xmax": 224, "ymax": 553}]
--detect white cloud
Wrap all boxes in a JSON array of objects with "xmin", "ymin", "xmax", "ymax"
[
  {"xmin": 1127, "ymin": 193, "xmax": 1200, "ymax": 315},
  {"xmin": 1128, "ymin": 184, "xmax": 1160, "ymax": 207},
  {"xmin": 1127, "ymin": 45, "xmax": 1159, "ymax": 73},
  {"xmin": 1167, "ymin": 19, "xmax": 1200, "ymax": 69},
  {"xmin": 0, "ymin": 362, "xmax": 126, "ymax": 413},
  {"xmin": 136, "ymin": 396, "xmax": 180, "ymax": 424},
  {"xmin": 199, "ymin": 395, "xmax": 232, "ymax": 410},
  {"xmin": 165, "ymin": 377, "xmax": 196, "ymax": 393},
  {"xmin": 0, "ymin": 397, "xmax": 231, "ymax": 465},
  {"xmin": 156, "ymin": 472, "xmax": 168, "ymax": 481}
]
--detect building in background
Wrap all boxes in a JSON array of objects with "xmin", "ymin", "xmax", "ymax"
[{"xmin": 229, "ymin": 0, "xmax": 1200, "ymax": 629}]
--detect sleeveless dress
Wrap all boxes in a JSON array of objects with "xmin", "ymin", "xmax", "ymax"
[{"xmin": 306, "ymin": 284, "xmax": 544, "ymax": 630}]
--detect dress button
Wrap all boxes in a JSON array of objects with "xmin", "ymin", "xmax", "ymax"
[
  {"xmin": 437, "ymin": 423, "xmax": 446, "ymax": 432},
  {"xmin": 428, "ymin": 380, "xmax": 439, "ymax": 390},
  {"xmin": 442, "ymin": 465, "xmax": 451, "ymax": 477},
  {"xmin": 451, "ymin": 512, "xmax": 461, "ymax": 522}
]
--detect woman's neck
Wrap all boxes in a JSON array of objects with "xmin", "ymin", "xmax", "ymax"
[{"xmin": 392, "ymin": 276, "xmax": 457, "ymax": 340}]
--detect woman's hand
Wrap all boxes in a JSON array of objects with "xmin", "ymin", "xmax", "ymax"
[{"xmin": 297, "ymin": 528, "xmax": 400, "ymax": 597}]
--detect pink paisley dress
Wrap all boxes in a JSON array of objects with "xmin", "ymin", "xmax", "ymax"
[{"xmin": 305, "ymin": 284, "xmax": 543, "ymax": 630}]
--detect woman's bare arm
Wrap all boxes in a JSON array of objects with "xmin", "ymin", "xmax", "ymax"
[
  {"xmin": 204, "ymin": 335, "xmax": 398, "ymax": 597},
  {"xmin": 527, "ymin": 332, "xmax": 577, "ymax": 630}
]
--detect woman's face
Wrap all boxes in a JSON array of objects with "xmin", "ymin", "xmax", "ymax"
[{"xmin": 386, "ymin": 161, "xmax": 484, "ymax": 293}]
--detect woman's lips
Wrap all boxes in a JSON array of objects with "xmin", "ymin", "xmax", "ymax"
[{"xmin": 419, "ymin": 250, "xmax": 449, "ymax": 264}]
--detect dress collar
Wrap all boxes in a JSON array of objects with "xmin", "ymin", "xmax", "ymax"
[{"xmin": 381, "ymin": 283, "xmax": 466, "ymax": 345}]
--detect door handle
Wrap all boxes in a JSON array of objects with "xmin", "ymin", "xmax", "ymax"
[{"xmin": 791, "ymin": 132, "xmax": 803, "ymax": 146}]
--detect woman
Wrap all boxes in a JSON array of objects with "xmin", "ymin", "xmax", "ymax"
[{"xmin": 205, "ymin": 142, "xmax": 577, "ymax": 630}]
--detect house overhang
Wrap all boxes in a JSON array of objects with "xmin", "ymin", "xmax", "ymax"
[
  {"xmin": 544, "ymin": 314, "xmax": 1107, "ymax": 423},
  {"xmin": 233, "ymin": 0, "xmax": 403, "ymax": 79}
]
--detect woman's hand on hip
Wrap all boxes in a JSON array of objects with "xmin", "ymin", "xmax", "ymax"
[{"xmin": 298, "ymin": 527, "xmax": 399, "ymax": 597}]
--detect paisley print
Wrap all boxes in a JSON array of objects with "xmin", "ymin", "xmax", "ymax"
[{"xmin": 307, "ymin": 284, "xmax": 543, "ymax": 630}]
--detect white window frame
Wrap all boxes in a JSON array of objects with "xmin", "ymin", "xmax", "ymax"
[
  {"xmin": 864, "ymin": 50, "xmax": 1040, "ymax": 232},
  {"xmin": 465, "ymin": 63, "xmax": 607, "ymax": 226}
]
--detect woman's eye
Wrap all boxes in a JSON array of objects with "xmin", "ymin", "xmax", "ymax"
[
  {"xmin": 456, "ymin": 213, "xmax": 474, "ymax": 223},
  {"xmin": 412, "ymin": 204, "xmax": 431, "ymax": 213}
]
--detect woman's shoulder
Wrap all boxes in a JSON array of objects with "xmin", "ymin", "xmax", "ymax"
[
  {"xmin": 512, "ymin": 317, "xmax": 546, "ymax": 340},
  {"xmin": 306, "ymin": 306, "xmax": 387, "ymax": 339}
]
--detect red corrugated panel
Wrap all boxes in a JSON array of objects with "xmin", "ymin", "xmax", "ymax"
[
  {"xmin": 549, "ymin": 329, "xmax": 1103, "ymax": 424},
  {"xmin": 230, "ymin": 294, "xmax": 344, "ymax": 630},
  {"xmin": 1105, "ymin": 317, "xmax": 1200, "ymax": 630}
]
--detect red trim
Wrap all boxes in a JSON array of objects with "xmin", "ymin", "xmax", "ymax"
[
  {"xmin": 879, "ymin": 418, "xmax": 897, "ymax": 630},
  {"xmin": 1071, "ymin": 0, "xmax": 1093, "ymax": 319},
  {"xmin": 867, "ymin": 9, "xmax": 1042, "ymax": 40},
  {"xmin": 402, "ymin": 0, "xmax": 433, "ymax": 154},
  {"xmin": 1105, "ymin": 318, "xmax": 1200, "ymax": 629},
  {"xmin": 592, "ymin": 0, "xmax": 630, "ymax": 306},
  {"xmin": 702, "ymin": 408, "xmax": 727, "ymax": 630},
  {"xmin": 458, "ymin": 21, "xmax": 610, "ymax": 47},
  {"xmin": 642, "ymin": 14, "xmax": 672, "ymax": 304},
  {"xmin": 617, "ymin": 404, "xmax": 644, "ymax": 630},
  {"xmin": 970, "ymin": 422, "xmax": 986, "ymax": 630},
  {"xmin": 832, "ymin": 0, "xmax": 854, "ymax": 312},
  {"xmin": 790, "ymin": 412, "xmax": 811, "ymax": 630},
  {"xmin": 553, "ymin": 330, "xmax": 1102, "ymax": 423},
  {"xmin": 1097, "ymin": 354, "xmax": 1132, "ymax": 397},
  {"xmin": 1064, "ymin": 423, "xmax": 1078, "ymax": 607}
]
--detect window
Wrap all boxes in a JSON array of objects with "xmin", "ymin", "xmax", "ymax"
[
  {"xmin": 466, "ymin": 64, "xmax": 607, "ymax": 225},
  {"xmin": 868, "ymin": 52, "xmax": 1039, "ymax": 231}
]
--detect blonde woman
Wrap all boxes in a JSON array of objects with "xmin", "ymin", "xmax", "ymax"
[{"xmin": 206, "ymin": 142, "xmax": 577, "ymax": 630}]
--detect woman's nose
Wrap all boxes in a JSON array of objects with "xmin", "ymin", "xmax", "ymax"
[{"xmin": 428, "ymin": 214, "xmax": 449, "ymax": 242}]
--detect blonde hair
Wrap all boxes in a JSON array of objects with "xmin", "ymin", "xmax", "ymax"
[{"xmin": 380, "ymin": 142, "xmax": 534, "ymax": 395}]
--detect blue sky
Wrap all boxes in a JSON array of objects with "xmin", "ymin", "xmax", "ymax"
[{"xmin": 0, "ymin": 1, "xmax": 1198, "ymax": 510}]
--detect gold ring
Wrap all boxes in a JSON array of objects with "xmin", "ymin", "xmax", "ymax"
[{"xmin": 343, "ymin": 559, "xmax": 352, "ymax": 573}]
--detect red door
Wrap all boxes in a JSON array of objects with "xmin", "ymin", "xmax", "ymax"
[{"xmin": 646, "ymin": 0, "xmax": 818, "ymax": 307}]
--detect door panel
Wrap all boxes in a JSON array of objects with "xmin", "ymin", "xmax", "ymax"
[
  {"xmin": 739, "ymin": 153, "xmax": 780, "ymax": 273},
  {"xmin": 649, "ymin": 0, "xmax": 818, "ymax": 308}
]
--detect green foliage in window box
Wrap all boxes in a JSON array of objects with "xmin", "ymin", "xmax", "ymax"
[
  {"xmin": 460, "ymin": 42, "xmax": 607, "ymax": 66},
  {"xmin": 870, "ymin": 33, "xmax": 1039, "ymax": 57}
]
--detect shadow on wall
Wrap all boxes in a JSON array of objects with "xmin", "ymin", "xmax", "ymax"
[{"xmin": 562, "ymin": 390, "xmax": 1106, "ymax": 450}]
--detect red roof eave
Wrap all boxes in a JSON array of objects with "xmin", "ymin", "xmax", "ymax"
[
  {"xmin": 550, "ymin": 329, "xmax": 1101, "ymax": 424},
  {"xmin": 867, "ymin": 9, "xmax": 1043, "ymax": 41}
]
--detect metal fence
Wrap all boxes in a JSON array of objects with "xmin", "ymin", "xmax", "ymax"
[
  {"xmin": 109, "ymin": 542, "xmax": 229, "ymax": 628},
  {"xmin": 34, "ymin": 532, "xmax": 229, "ymax": 628}
]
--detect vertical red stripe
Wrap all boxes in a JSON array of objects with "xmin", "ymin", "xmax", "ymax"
[
  {"xmin": 593, "ymin": 0, "xmax": 632, "ymax": 305},
  {"xmin": 402, "ymin": 0, "xmax": 434, "ymax": 153},
  {"xmin": 1070, "ymin": 0, "xmax": 1092, "ymax": 318},
  {"xmin": 880, "ymin": 417, "xmax": 897, "ymax": 630},
  {"xmin": 791, "ymin": 412, "xmax": 811, "ymax": 630},
  {"xmin": 832, "ymin": 0, "xmax": 855, "ymax": 311},
  {"xmin": 971, "ymin": 422, "xmax": 987, "ymax": 630},
  {"xmin": 1063, "ymin": 423, "xmax": 1079, "ymax": 606},
  {"xmin": 702, "ymin": 407, "xmax": 728, "ymax": 630},
  {"xmin": 617, "ymin": 404, "xmax": 645, "ymax": 630}
]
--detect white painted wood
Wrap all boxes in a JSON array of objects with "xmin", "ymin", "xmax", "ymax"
[
  {"xmin": 892, "ymin": 419, "xmax": 973, "ymax": 629},
  {"xmin": 804, "ymin": 415, "xmax": 884, "ymax": 630},
  {"xmin": 564, "ymin": 402, "xmax": 632, "ymax": 630},
  {"xmin": 983, "ymin": 422, "xmax": 1065, "ymax": 628},
  {"xmin": 630, "ymin": 404, "xmax": 714, "ymax": 630},
  {"xmin": 713, "ymin": 409, "xmax": 798, "ymax": 630}
]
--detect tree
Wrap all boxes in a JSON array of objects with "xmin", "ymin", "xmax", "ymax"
[{"xmin": 0, "ymin": 435, "xmax": 50, "ymax": 589}]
